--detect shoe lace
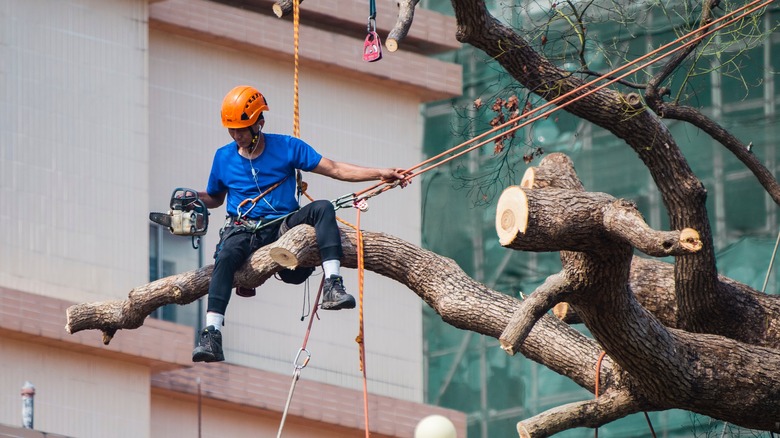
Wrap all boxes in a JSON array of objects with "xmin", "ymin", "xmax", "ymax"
[{"xmin": 329, "ymin": 276, "xmax": 346, "ymax": 295}]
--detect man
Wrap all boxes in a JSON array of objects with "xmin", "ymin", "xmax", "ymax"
[{"xmin": 192, "ymin": 85, "xmax": 407, "ymax": 363}]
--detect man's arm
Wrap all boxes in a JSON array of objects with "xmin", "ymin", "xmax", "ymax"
[
  {"xmin": 197, "ymin": 191, "xmax": 226, "ymax": 209},
  {"xmin": 312, "ymin": 157, "xmax": 408, "ymax": 184}
]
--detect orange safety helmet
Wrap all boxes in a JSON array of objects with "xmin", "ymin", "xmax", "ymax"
[{"xmin": 220, "ymin": 85, "xmax": 269, "ymax": 129}]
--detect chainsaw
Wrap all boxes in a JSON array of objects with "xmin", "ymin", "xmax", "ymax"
[{"xmin": 149, "ymin": 188, "xmax": 209, "ymax": 249}]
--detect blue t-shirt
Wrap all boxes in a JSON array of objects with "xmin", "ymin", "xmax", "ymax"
[{"xmin": 206, "ymin": 133, "xmax": 322, "ymax": 219}]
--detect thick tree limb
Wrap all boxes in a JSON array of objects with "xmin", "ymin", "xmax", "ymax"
[
  {"xmin": 523, "ymin": 153, "xmax": 780, "ymax": 351},
  {"xmin": 495, "ymin": 186, "xmax": 701, "ymax": 258},
  {"xmin": 516, "ymin": 391, "xmax": 642, "ymax": 438},
  {"xmin": 66, "ymin": 244, "xmax": 287, "ymax": 341},
  {"xmin": 66, "ymin": 222, "xmax": 780, "ymax": 433},
  {"xmin": 601, "ymin": 200, "xmax": 702, "ymax": 257}
]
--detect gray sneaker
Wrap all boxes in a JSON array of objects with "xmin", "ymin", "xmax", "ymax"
[
  {"xmin": 192, "ymin": 325, "xmax": 225, "ymax": 363},
  {"xmin": 320, "ymin": 275, "xmax": 356, "ymax": 310}
]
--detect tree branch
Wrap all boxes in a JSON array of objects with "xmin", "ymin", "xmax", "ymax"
[
  {"xmin": 646, "ymin": 0, "xmax": 720, "ymax": 91},
  {"xmin": 386, "ymin": 0, "xmax": 419, "ymax": 52},
  {"xmin": 517, "ymin": 390, "xmax": 642, "ymax": 438},
  {"xmin": 495, "ymin": 186, "xmax": 700, "ymax": 257},
  {"xmin": 650, "ymin": 103, "xmax": 780, "ymax": 206},
  {"xmin": 272, "ymin": 0, "xmax": 300, "ymax": 18},
  {"xmin": 601, "ymin": 199, "xmax": 702, "ymax": 257},
  {"xmin": 500, "ymin": 273, "xmax": 570, "ymax": 355}
]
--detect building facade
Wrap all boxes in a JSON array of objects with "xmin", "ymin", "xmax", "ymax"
[{"xmin": 0, "ymin": 0, "xmax": 467, "ymax": 436}]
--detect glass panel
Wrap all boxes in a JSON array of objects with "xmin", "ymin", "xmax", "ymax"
[{"xmin": 149, "ymin": 224, "xmax": 203, "ymax": 330}]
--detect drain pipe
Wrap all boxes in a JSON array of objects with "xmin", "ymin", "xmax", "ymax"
[{"xmin": 21, "ymin": 381, "xmax": 35, "ymax": 429}]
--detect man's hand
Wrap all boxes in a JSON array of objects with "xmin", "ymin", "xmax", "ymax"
[{"xmin": 379, "ymin": 168, "xmax": 412, "ymax": 187}]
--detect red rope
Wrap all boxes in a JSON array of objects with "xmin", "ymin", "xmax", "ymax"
[
  {"xmin": 301, "ymin": 276, "xmax": 325, "ymax": 350},
  {"xmin": 593, "ymin": 351, "xmax": 657, "ymax": 438},
  {"xmin": 352, "ymin": 0, "xmax": 772, "ymax": 201}
]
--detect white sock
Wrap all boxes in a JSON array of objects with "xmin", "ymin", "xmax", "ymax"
[
  {"xmin": 206, "ymin": 312, "xmax": 224, "ymax": 331},
  {"xmin": 322, "ymin": 259, "xmax": 340, "ymax": 278}
]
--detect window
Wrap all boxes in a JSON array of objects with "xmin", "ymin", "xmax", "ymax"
[{"xmin": 149, "ymin": 224, "xmax": 205, "ymax": 330}]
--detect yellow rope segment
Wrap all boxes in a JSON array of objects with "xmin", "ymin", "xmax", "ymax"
[{"xmin": 292, "ymin": 0, "xmax": 300, "ymax": 138}]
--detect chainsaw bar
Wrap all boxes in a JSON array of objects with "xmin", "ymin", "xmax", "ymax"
[{"xmin": 149, "ymin": 212, "xmax": 172, "ymax": 228}]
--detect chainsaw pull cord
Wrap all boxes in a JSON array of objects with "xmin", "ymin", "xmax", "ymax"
[{"xmin": 277, "ymin": 274, "xmax": 325, "ymax": 438}]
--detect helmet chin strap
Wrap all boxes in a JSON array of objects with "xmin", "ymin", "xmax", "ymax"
[{"xmin": 244, "ymin": 125, "xmax": 261, "ymax": 153}]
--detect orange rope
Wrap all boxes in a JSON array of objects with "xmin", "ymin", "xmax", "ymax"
[
  {"xmin": 355, "ymin": 209, "xmax": 371, "ymax": 437},
  {"xmin": 289, "ymin": 1, "xmax": 370, "ymax": 434},
  {"xmin": 352, "ymin": 0, "xmax": 772, "ymax": 201},
  {"xmin": 292, "ymin": 0, "xmax": 300, "ymax": 138}
]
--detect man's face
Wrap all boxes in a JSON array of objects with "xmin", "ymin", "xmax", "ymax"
[
  {"xmin": 228, "ymin": 119, "xmax": 263, "ymax": 149},
  {"xmin": 228, "ymin": 126, "xmax": 255, "ymax": 149}
]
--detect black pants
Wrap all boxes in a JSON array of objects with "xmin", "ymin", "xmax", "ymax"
[{"xmin": 207, "ymin": 199, "xmax": 342, "ymax": 315}]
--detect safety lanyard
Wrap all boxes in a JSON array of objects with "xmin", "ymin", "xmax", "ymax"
[{"xmin": 236, "ymin": 176, "xmax": 288, "ymax": 220}]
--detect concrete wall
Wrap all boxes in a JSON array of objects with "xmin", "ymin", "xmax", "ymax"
[
  {"xmin": 0, "ymin": 338, "xmax": 150, "ymax": 437},
  {"xmin": 0, "ymin": 0, "xmax": 150, "ymax": 303},
  {"xmin": 0, "ymin": 0, "xmax": 149, "ymax": 301}
]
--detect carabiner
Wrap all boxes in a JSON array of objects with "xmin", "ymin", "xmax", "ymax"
[
  {"xmin": 236, "ymin": 197, "xmax": 257, "ymax": 220},
  {"xmin": 293, "ymin": 347, "xmax": 311, "ymax": 370},
  {"xmin": 332, "ymin": 193, "xmax": 356, "ymax": 211}
]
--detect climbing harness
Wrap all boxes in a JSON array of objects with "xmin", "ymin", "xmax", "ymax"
[{"xmin": 362, "ymin": 0, "xmax": 382, "ymax": 62}]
